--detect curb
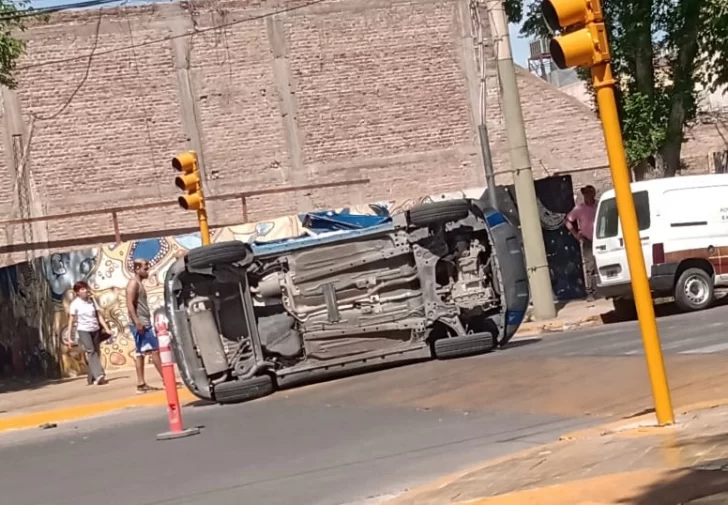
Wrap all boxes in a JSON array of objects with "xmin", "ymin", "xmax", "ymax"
[
  {"xmin": 0, "ymin": 388, "xmax": 197, "ymax": 433},
  {"xmin": 512, "ymin": 315, "xmax": 604, "ymax": 339},
  {"xmin": 557, "ymin": 397, "xmax": 728, "ymax": 441},
  {"xmin": 384, "ymin": 398, "xmax": 728, "ymax": 505}
]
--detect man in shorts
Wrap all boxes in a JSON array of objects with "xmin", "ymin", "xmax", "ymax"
[{"xmin": 126, "ymin": 259, "xmax": 163, "ymax": 393}]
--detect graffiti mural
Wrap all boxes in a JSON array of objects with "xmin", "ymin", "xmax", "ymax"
[{"xmin": 0, "ymin": 181, "xmax": 585, "ymax": 379}]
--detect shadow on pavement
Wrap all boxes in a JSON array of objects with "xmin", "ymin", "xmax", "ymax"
[
  {"xmin": 617, "ymin": 468, "xmax": 728, "ymax": 504},
  {"xmin": 0, "ymin": 375, "xmax": 86, "ymax": 395},
  {"xmin": 619, "ymin": 432, "xmax": 728, "ymax": 504},
  {"xmin": 600, "ymin": 293, "xmax": 728, "ymax": 325},
  {"xmin": 505, "ymin": 337, "xmax": 542, "ymax": 349}
]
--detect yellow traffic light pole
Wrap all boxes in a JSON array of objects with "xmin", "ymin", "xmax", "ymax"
[
  {"xmin": 542, "ymin": 0, "xmax": 674, "ymax": 425},
  {"xmin": 591, "ymin": 63, "xmax": 674, "ymax": 425},
  {"xmin": 197, "ymin": 199, "xmax": 211, "ymax": 246},
  {"xmin": 173, "ymin": 151, "xmax": 211, "ymax": 245}
]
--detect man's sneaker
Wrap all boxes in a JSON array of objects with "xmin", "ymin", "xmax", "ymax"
[{"xmin": 94, "ymin": 376, "xmax": 107, "ymax": 386}]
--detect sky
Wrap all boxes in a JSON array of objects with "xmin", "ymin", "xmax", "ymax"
[{"xmin": 28, "ymin": 0, "xmax": 532, "ymax": 67}]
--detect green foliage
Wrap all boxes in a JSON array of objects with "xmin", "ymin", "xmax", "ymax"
[
  {"xmin": 0, "ymin": 0, "xmax": 30, "ymax": 89},
  {"xmin": 506, "ymin": 0, "xmax": 728, "ymax": 178},
  {"xmin": 621, "ymin": 90, "xmax": 668, "ymax": 164}
]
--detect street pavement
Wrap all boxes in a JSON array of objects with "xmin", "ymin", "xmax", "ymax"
[{"xmin": 1, "ymin": 303, "xmax": 727, "ymax": 505}]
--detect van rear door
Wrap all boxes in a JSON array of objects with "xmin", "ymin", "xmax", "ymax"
[{"xmin": 593, "ymin": 190, "xmax": 653, "ymax": 290}]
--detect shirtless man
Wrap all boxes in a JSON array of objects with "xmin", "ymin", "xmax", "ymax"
[{"xmin": 126, "ymin": 259, "xmax": 163, "ymax": 393}]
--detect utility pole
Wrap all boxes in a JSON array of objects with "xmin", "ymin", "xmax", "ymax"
[{"xmin": 484, "ymin": 0, "xmax": 556, "ymax": 319}]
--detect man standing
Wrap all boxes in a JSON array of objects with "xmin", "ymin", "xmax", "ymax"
[
  {"xmin": 566, "ymin": 185, "xmax": 598, "ymax": 302},
  {"xmin": 126, "ymin": 259, "xmax": 163, "ymax": 393}
]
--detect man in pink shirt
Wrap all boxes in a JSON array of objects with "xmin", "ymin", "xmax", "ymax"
[{"xmin": 566, "ymin": 185, "xmax": 598, "ymax": 301}]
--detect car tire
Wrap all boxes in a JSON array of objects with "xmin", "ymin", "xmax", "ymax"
[
  {"xmin": 612, "ymin": 297, "xmax": 638, "ymax": 320},
  {"xmin": 432, "ymin": 332, "xmax": 495, "ymax": 360},
  {"xmin": 187, "ymin": 241, "xmax": 253, "ymax": 269},
  {"xmin": 407, "ymin": 199, "xmax": 471, "ymax": 227},
  {"xmin": 213, "ymin": 374, "xmax": 275, "ymax": 404},
  {"xmin": 674, "ymin": 267, "xmax": 714, "ymax": 312}
]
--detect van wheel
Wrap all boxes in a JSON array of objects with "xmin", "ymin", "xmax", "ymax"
[{"xmin": 674, "ymin": 267, "xmax": 714, "ymax": 312}]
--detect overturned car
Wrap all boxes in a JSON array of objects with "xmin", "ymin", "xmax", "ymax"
[{"xmin": 163, "ymin": 199, "xmax": 530, "ymax": 404}]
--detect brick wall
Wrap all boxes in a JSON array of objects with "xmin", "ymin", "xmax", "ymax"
[{"xmin": 0, "ymin": 0, "xmax": 611, "ymax": 266}]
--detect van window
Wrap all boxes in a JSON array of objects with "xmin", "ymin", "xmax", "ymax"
[{"xmin": 596, "ymin": 190, "xmax": 651, "ymax": 239}]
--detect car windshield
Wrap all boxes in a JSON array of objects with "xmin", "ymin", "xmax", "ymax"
[{"xmin": 596, "ymin": 190, "xmax": 651, "ymax": 239}]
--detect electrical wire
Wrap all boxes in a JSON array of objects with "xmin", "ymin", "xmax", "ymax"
[
  {"xmin": 31, "ymin": 9, "xmax": 103, "ymax": 121},
  {"xmin": 16, "ymin": 0, "xmax": 329, "ymax": 72}
]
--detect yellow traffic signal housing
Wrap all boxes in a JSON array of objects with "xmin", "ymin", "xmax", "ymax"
[
  {"xmin": 172, "ymin": 151, "xmax": 198, "ymax": 174},
  {"xmin": 178, "ymin": 192, "xmax": 203, "ymax": 211},
  {"xmin": 542, "ymin": 0, "xmax": 610, "ymax": 70},
  {"xmin": 172, "ymin": 151, "xmax": 205, "ymax": 212},
  {"xmin": 175, "ymin": 171, "xmax": 199, "ymax": 192}
]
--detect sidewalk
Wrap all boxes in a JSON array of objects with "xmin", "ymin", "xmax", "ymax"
[
  {"xmin": 0, "ymin": 368, "xmax": 197, "ymax": 432},
  {"xmin": 386, "ymin": 402, "xmax": 728, "ymax": 505},
  {"xmin": 515, "ymin": 298, "xmax": 613, "ymax": 337}
]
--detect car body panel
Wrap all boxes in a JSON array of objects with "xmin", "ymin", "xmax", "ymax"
[{"xmin": 481, "ymin": 209, "xmax": 530, "ymax": 344}]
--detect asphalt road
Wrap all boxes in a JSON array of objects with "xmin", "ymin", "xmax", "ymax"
[{"xmin": 2, "ymin": 304, "xmax": 727, "ymax": 505}]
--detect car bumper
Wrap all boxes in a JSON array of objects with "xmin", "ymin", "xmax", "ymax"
[{"xmin": 596, "ymin": 263, "xmax": 678, "ymax": 299}]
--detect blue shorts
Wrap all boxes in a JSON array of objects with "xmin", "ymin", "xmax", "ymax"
[{"xmin": 130, "ymin": 325, "xmax": 159, "ymax": 356}]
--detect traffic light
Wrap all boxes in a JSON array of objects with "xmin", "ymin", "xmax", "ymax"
[
  {"xmin": 542, "ymin": 0, "xmax": 610, "ymax": 70},
  {"xmin": 172, "ymin": 150, "xmax": 211, "ymax": 245},
  {"xmin": 173, "ymin": 151, "xmax": 204, "ymax": 211}
]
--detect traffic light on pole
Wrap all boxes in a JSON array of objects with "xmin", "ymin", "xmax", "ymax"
[
  {"xmin": 173, "ymin": 151, "xmax": 203, "ymax": 211},
  {"xmin": 542, "ymin": 0, "xmax": 610, "ymax": 70},
  {"xmin": 172, "ymin": 151, "xmax": 210, "ymax": 245},
  {"xmin": 542, "ymin": 0, "xmax": 675, "ymax": 425}
]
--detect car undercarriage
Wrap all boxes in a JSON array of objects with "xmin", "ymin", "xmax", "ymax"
[{"xmin": 164, "ymin": 199, "xmax": 529, "ymax": 403}]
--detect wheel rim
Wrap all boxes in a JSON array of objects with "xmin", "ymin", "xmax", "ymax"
[{"xmin": 684, "ymin": 275, "xmax": 710, "ymax": 305}]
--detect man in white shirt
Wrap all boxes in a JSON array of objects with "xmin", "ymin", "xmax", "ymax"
[{"xmin": 68, "ymin": 281, "xmax": 112, "ymax": 386}]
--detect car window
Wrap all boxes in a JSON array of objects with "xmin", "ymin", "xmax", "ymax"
[{"xmin": 596, "ymin": 190, "xmax": 650, "ymax": 239}]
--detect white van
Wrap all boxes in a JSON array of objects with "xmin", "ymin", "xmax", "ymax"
[{"xmin": 593, "ymin": 173, "xmax": 728, "ymax": 316}]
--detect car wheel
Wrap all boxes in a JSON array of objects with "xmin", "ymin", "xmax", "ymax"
[
  {"xmin": 612, "ymin": 297, "xmax": 637, "ymax": 320},
  {"xmin": 432, "ymin": 332, "xmax": 495, "ymax": 360},
  {"xmin": 212, "ymin": 374, "xmax": 275, "ymax": 404},
  {"xmin": 187, "ymin": 241, "xmax": 254, "ymax": 269},
  {"xmin": 407, "ymin": 199, "xmax": 471, "ymax": 227},
  {"xmin": 674, "ymin": 267, "xmax": 714, "ymax": 312}
]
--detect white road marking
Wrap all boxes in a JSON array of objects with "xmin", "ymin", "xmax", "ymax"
[{"xmin": 679, "ymin": 342, "xmax": 728, "ymax": 354}]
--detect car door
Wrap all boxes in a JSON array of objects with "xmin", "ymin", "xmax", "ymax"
[{"xmin": 593, "ymin": 190, "xmax": 653, "ymax": 290}]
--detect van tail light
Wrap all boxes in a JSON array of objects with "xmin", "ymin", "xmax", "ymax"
[{"xmin": 652, "ymin": 243, "xmax": 665, "ymax": 265}]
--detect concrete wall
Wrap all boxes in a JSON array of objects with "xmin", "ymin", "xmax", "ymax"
[{"xmin": 0, "ymin": 0, "xmax": 611, "ymax": 267}]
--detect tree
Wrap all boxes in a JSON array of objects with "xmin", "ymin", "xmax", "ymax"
[
  {"xmin": 506, "ymin": 0, "xmax": 728, "ymax": 180},
  {"xmin": 0, "ymin": 0, "xmax": 32, "ymax": 89}
]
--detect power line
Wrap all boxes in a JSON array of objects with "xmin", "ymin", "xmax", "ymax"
[
  {"xmin": 30, "ymin": 10, "xmax": 103, "ymax": 121},
  {"xmin": 16, "ymin": 0, "xmax": 329, "ymax": 72}
]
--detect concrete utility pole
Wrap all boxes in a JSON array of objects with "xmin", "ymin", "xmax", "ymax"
[{"xmin": 484, "ymin": 0, "xmax": 556, "ymax": 320}]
